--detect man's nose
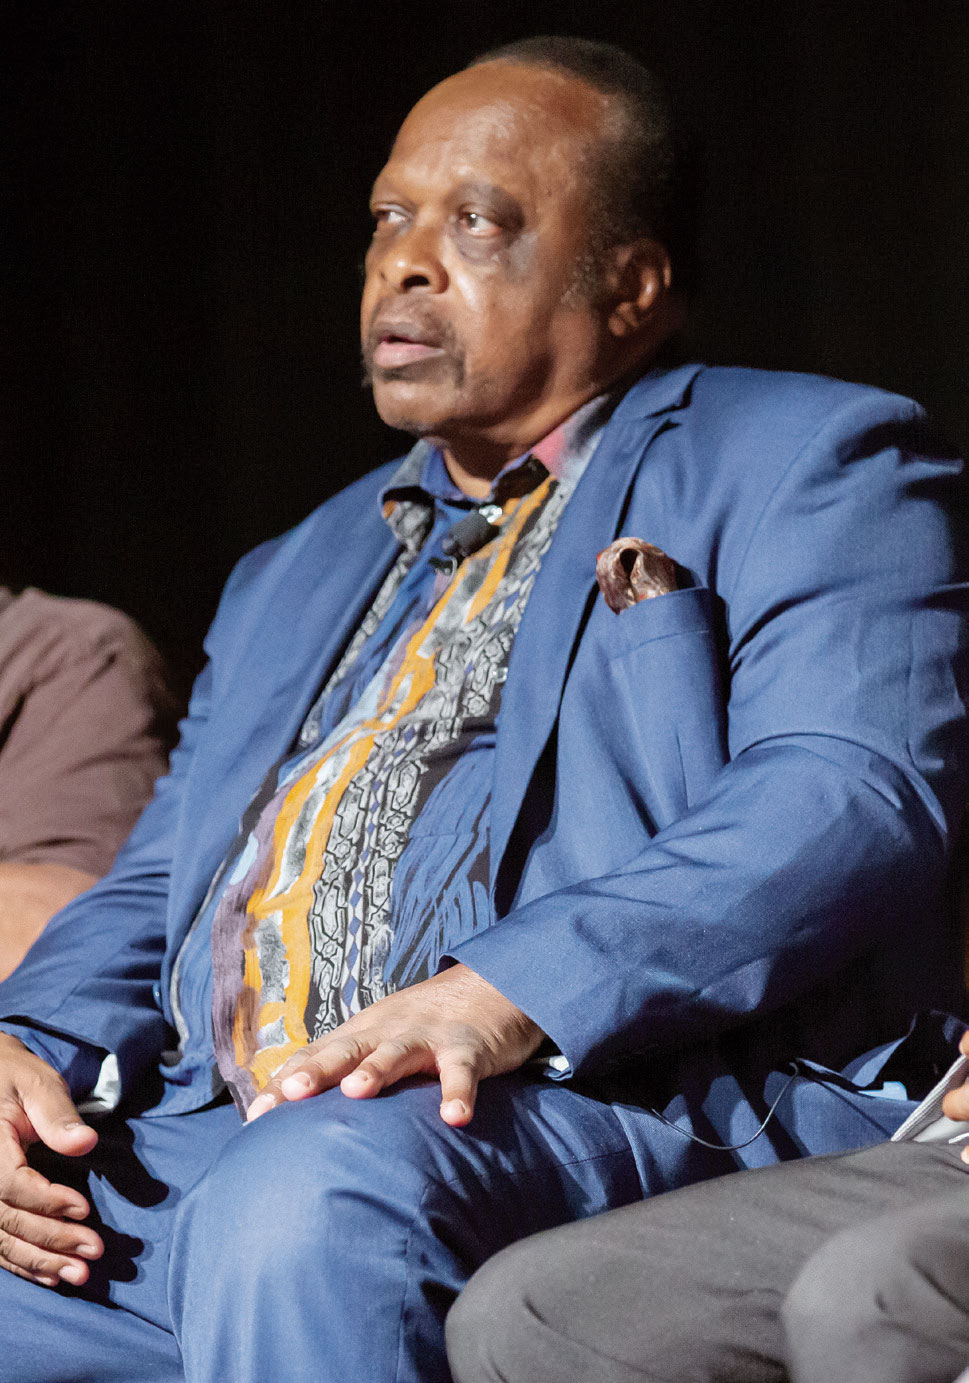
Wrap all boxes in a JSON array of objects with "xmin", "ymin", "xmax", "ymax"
[{"xmin": 380, "ymin": 223, "xmax": 448, "ymax": 294}]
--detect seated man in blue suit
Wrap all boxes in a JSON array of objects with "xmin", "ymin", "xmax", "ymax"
[{"xmin": 0, "ymin": 35, "xmax": 966, "ymax": 1383}]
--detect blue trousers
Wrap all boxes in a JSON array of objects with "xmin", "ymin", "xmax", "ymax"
[{"xmin": 0, "ymin": 1072, "xmax": 744, "ymax": 1383}]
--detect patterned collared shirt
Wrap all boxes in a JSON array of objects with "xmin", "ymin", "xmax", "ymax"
[{"xmin": 177, "ymin": 397, "xmax": 613, "ymax": 1111}]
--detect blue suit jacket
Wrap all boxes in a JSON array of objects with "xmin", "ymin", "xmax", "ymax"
[{"xmin": 3, "ymin": 365, "xmax": 967, "ymax": 1153}]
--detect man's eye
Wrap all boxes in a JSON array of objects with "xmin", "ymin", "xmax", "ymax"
[
  {"xmin": 371, "ymin": 207, "xmax": 407, "ymax": 231},
  {"xmin": 458, "ymin": 210, "xmax": 501, "ymax": 237}
]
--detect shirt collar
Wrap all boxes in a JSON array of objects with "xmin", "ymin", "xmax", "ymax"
[{"xmin": 380, "ymin": 390, "xmax": 618, "ymax": 547}]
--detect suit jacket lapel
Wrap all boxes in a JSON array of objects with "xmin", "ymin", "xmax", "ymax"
[
  {"xmin": 489, "ymin": 365, "xmax": 701, "ymax": 896},
  {"xmin": 248, "ymin": 507, "xmax": 401, "ymax": 760},
  {"xmin": 174, "ymin": 493, "xmax": 400, "ymax": 927}
]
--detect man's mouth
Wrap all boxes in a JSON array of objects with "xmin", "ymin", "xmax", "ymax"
[
  {"xmin": 371, "ymin": 331, "xmax": 447, "ymax": 371},
  {"xmin": 366, "ymin": 311, "xmax": 453, "ymax": 374}
]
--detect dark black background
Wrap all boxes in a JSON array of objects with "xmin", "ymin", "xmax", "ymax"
[{"xmin": 5, "ymin": 1, "xmax": 968, "ymax": 691}]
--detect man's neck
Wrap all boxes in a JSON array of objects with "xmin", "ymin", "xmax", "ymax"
[
  {"xmin": 436, "ymin": 353, "xmax": 665, "ymax": 498},
  {"xmin": 440, "ymin": 443, "xmax": 524, "ymax": 500},
  {"xmin": 438, "ymin": 392, "xmax": 611, "ymax": 499}
]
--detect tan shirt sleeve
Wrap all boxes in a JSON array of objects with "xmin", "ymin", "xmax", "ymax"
[{"xmin": 0, "ymin": 588, "xmax": 179, "ymax": 877}]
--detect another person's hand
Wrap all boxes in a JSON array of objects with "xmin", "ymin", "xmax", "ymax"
[
  {"xmin": 941, "ymin": 1029, "xmax": 969, "ymax": 1162},
  {"xmin": 0, "ymin": 1032, "xmax": 102, "ymax": 1286},
  {"xmin": 246, "ymin": 963, "xmax": 544, "ymax": 1128}
]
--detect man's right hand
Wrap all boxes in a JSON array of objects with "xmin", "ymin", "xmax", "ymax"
[{"xmin": 0, "ymin": 1032, "xmax": 103, "ymax": 1286}]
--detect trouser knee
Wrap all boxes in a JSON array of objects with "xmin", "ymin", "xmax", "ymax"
[
  {"xmin": 782, "ymin": 1214, "xmax": 931, "ymax": 1380},
  {"xmin": 171, "ymin": 1093, "xmax": 433, "ymax": 1285},
  {"xmin": 446, "ymin": 1241, "xmax": 538, "ymax": 1383},
  {"xmin": 783, "ymin": 1232, "xmax": 881, "ymax": 1350}
]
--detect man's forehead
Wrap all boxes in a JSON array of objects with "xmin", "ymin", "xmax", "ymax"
[{"xmin": 382, "ymin": 61, "xmax": 611, "ymax": 184}]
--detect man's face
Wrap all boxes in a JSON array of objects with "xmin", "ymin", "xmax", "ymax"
[{"xmin": 361, "ymin": 63, "xmax": 617, "ymax": 464}]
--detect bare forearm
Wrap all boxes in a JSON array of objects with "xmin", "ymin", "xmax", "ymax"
[{"xmin": 0, "ymin": 862, "xmax": 98, "ymax": 981}]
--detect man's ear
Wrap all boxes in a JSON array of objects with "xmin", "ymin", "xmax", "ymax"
[{"xmin": 606, "ymin": 239, "xmax": 676, "ymax": 339}]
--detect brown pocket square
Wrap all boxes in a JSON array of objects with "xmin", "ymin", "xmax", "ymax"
[{"xmin": 595, "ymin": 538, "xmax": 678, "ymax": 613}]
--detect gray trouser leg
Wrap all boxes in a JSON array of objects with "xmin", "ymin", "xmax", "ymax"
[
  {"xmin": 783, "ymin": 1184, "xmax": 969, "ymax": 1383},
  {"xmin": 446, "ymin": 1141, "xmax": 969, "ymax": 1383}
]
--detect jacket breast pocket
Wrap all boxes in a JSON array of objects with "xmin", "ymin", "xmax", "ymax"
[
  {"xmin": 576, "ymin": 586, "xmax": 730, "ymax": 827},
  {"xmin": 597, "ymin": 585, "xmax": 722, "ymax": 660}
]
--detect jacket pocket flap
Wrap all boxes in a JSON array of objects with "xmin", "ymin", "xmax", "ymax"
[{"xmin": 600, "ymin": 585, "xmax": 717, "ymax": 660}]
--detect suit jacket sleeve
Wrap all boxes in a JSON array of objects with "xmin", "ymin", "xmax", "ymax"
[
  {"xmin": 0, "ymin": 548, "xmax": 260, "ymax": 1098},
  {"xmin": 0, "ymin": 465, "xmax": 398, "ymax": 1104},
  {"xmin": 447, "ymin": 392, "xmax": 969, "ymax": 1076},
  {"xmin": 0, "ymin": 659, "xmax": 215, "ymax": 1097}
]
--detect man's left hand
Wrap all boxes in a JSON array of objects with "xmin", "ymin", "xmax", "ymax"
[{"xmin": 245, "ymin": 964, "xmax": 544, "ymax": 1127}]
